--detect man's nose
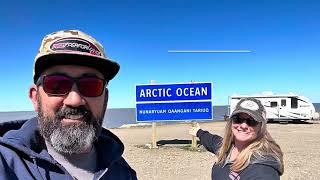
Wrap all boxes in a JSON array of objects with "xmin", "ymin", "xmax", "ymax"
[{"xmin": 63, "ymin": 84, "xmax": 86, "ymax": 107}]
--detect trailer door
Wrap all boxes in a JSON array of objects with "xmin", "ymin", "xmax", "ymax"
[
  {"xmin": 270, "ymin": 101, "xmax": 279, "ymax": 119},
  {"xmin": 291, "ymin": 97, "xmax": 298, "ymax": 109},
  {"xmin": 279, "ymin": 99, "xmax": 287, "ymax": 119}
]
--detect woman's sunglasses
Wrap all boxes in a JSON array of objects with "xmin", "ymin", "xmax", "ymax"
[
  {"xmin": 36, "ymin": 74, "xmax": 107, "ymax": 97},
  {"xmin": 232, "ymin": 115, "xmax": 259, "ymax": 127}
]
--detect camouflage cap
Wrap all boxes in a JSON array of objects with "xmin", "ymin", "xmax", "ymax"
[
  {"xmin": 230, "ymin": 97, "xmax": 267, "ymax": 123},
  {"xmin": 33, "ymin": 30, "xmax": 120, "ymax": 83}
]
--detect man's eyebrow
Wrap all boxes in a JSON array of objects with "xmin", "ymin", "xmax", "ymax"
[
  {"xmin": 46, "ymin": 73, "xmax": 102, "ymax": 78},
  {"xmin": 81, "ymin": 73, "xmax": 101, "ymax": 78},
  {"xmin": 47, "ymin": 72, "xmax": 68, "ymax": 76}
]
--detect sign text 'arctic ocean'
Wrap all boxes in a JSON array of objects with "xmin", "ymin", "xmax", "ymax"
[{"xmin": 136, "ymin": 82, "xmax": 213, "ymax": 122}]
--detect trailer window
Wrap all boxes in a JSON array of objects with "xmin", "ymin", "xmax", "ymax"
[
  {"xmin": 281, "ymin": 99, "xmax": 286, "ymax": 107},
  {"xmin": 291, "ymin": 98, "xmax": 298, "ymax": 109},
  {"xmin": 271, "ymin": 101, "xmax": 278, "ymax": 107}
]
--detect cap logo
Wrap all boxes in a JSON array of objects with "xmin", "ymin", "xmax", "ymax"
[
  {"xmin": 240, "ymin": 100, "xmax": 259, "ymax": 111},
  {"xmin": 50, "ymin": 37, "xmax": 102, "ymax": 56}
]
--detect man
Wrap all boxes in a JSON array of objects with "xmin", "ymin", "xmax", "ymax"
[{"xmin": 0, "ymin": 30, "xmax": 137, "ymax": 180}]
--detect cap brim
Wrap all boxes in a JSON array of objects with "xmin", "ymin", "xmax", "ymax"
[
  {"xmin": 231, "ymin": 109, "xmax": 264, "ymax": 122},
  {"xmin": 34, "ymin": 53, "xmax": 120, "ymax": 83}
]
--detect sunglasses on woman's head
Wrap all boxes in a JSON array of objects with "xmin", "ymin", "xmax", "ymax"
[
  {"xmin": 36, "ymin": 74, "xmax": 107, "ymax": 97},
  {"xmin": 232, "ymin": 115, "xmax": 259, "ymax": 127}
]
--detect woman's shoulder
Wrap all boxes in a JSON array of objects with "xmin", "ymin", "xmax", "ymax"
[{"xmin": 241, "ymin": 162, "xmax": 280, "ymax": 180}]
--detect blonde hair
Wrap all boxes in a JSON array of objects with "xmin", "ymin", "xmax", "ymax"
[{"xmin": 216, "ymin": 119, "xmax": 284, "ymax": 174}]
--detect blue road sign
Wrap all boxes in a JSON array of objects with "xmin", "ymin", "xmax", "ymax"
[
  {"xmin": 136, "ymin": 82, "xmax": 213, "ymax": 122},
  {"xmin": 136, "ymin": 101, "xmax": 212, "ymax": 121},
  {"xmin": 136, "ymin": 82, "xmax": 211, "ymax": 102}
]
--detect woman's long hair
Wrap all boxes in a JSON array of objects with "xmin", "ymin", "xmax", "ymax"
[{"xmin": 216, "ymin": 118, "xmax": 284, "ymax": 174}]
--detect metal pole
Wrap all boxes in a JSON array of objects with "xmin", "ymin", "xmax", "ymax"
[
  {"xmin": 190, "ymin": 80, "xmax": 197, "ymax": 149},
  {"xmin": 151, "ymin": 122, "xmax": 158, "ymax": 148},
  {"xmin": 150, "ymin": 80, "xmax": 158, "ymax": 149},
  {"xmin": 191, "ymin": 121, "xmax": 197, "ymax": 149}
]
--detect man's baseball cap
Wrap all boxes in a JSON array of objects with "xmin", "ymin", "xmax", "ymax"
[
  {"xmin": 33, "ymin": 30, "xmax": 120, "ymax": 83},
  {"xmin": 230, "ymin": 97, "xmax": 267, "ymax": 123}
]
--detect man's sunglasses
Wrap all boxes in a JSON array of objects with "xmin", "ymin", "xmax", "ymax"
[
  {"xmin": 36, "ymin": 74, "xmax": 107, "ymax": 97},
  {"xmin": 232, "ymin": 115, "xmax": 259, "ymax": 127}
]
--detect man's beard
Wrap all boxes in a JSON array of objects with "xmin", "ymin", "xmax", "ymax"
[{"xmin": 37, "ymin": 95, "xmax": 106, "ymax": 154}]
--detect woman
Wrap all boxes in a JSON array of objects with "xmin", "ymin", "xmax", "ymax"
[{"xmin": 189, "ymin": 97, "xmax": 284, "ymax": 179}]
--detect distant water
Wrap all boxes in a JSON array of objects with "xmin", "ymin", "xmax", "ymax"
[
  {"xmin": 0, "ymin": 109, "xmax": 139, "ymax": 128},
  {"xmin": 1, "ymin": 103, "xmax": 319, "ymax": 128}
]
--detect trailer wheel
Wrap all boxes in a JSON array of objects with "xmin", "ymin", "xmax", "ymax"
[{"xmin": 267, "ymin": 119, "xmax": 274, "ymax": 123}]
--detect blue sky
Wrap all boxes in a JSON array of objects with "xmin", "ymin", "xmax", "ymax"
[{"xmin": 0, "ymin": 0, "xmax": 319, "ymax": 111}]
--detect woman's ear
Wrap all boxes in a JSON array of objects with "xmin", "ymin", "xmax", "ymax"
[{"xmin": 29, "ymin": 85, "xmax": 39, "ymax": 112}]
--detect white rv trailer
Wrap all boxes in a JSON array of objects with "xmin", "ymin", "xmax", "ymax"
[{"xmin": 229, "ymin": 93, "xmax": 317, "ymax": 122}]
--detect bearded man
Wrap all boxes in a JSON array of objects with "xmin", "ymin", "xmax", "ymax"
[{"xmin": 0, "ymin": 30, "xmax": 137, "ymax": 180}]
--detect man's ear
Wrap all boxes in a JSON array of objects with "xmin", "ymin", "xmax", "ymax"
[{"xmin": 29, "ymin": 85, "xmax": 39, "ymax": 112}]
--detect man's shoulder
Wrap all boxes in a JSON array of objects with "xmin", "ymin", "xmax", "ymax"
[
  {"xmin": 106, "ymin": 157, "xmax": 137, "ymax": 179},
  {"xmin": 0, "ymin": 139, "xmax": 21, "ymax": 160},
  {"xmin": 0, "ymin": 120, "xmax": 28, "ymax": 137},
  {"xmin": 0, "ymin": 143, "xmax": 19, "ymax": 179},
  {"xmin": 96, "ymin": 129, "xmax": 137, "ymax": 179},
  {"xmin": 0, "ymin": 118, "xmax": 44, "ymax": 158},
  {"xmin": 0, "ymin": 134, "xmax": 34, "ymax": 161},
  {"xmin": 98, "ymin": 128, "xmax": 125, "ymax": 151},
  {"xmin": 0, "ymin": 120, "xmax": 26, "ymax": 159}
]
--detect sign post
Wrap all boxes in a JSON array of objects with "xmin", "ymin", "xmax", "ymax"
[
  {"xmin": 151, "ymin": 121, "xmax": 157, "ymax": 148},
  {"xmin": 191, "ymin": 121, "xmax": 197, "ymax": 149},
  {"xmin": 190, "ymin": 80, "xmax": 197, "ymax": 149},
  {"xmin": 150, "ymin": 80, "xmax": 158, "ymax": 149}
]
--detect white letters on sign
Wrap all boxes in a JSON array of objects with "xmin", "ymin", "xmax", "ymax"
[
  {"xmin": 139, "ymin": 88, "xmax": 172, "ymax": 98},
  {"xmin": 176, "ymin": 87, "xmax": 208, "ymax": 97},
  {"xmin": 139, "ymin": 87, "xmax": 208, "ymax": 98}
]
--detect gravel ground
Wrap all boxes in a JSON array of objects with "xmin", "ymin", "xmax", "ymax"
[{"xmin": 110, "ymin": 121, "xmax": 320, "ymax": 180}]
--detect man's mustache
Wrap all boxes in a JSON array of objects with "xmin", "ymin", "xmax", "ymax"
[{"xmin": 55, "ymin": 106, "xmax": 92, "ymax": 122}]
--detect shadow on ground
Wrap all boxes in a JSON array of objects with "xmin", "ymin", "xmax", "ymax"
[
  {"xmin": 134, "ymin": 139, "xmax": 207, "ymax": 151},
  {"xmin": 157, "ymin": 139, "xmax": 200, "ymax": 146}
]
